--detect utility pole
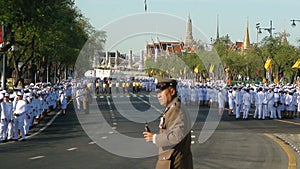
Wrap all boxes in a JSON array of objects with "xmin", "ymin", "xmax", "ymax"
[
  {"xmin": 144, "ymin": 0, "xmax": 147, "ymax": 12},
  {"xmin": 1, "ymin": 22, "xmax": 6, "ymax": 89}
]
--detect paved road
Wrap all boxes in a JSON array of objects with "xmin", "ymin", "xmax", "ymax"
[{"xmin": 0, "ymin": 92, "xmax": 299, "ymax": 169}]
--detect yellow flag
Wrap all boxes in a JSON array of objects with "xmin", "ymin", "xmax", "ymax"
[
  {"xmin": 209, "ymin": 64, "xmax": 214, "ymax": 73},
  {"xmin": 292, "ymin": 59, "xmax": 300, "ymax": 69},
  {"xmin": 194, "ymin": 67, "xmax": 198, "ymax": 73},
  {"xmin": 194, "ymin": 64, "xmax": 199, "ymax": 73},
  {"xmin": 264, "ymin": 58, "xmax": 272, "ymax": 70}
]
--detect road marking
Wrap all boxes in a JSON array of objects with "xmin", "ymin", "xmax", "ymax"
[
  {"xmin": 275, "ymin": 119, "xmax": 300, "ymax": 126},
  {"xmin": 66, "ymin": 147, "xmax": 78, "ymax": 151},
  {"xmin": 264, "ymin": 133, "xmax": 297, "ymax": 169},
  {"xmin": 29, "ymin": 156, "xmax": 45, "ymax": 160},
  {"xmin": 101, "ymin": 136, "xmax": 108, "ymax": 139},
  {"xmin": 89, "ymin": 141, "xmax": 96, "ymax": 144}
]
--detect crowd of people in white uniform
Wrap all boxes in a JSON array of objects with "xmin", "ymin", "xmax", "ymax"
[
  {"xmin": 0, "ymin": 81, "xmax": 72, "ymax": 142},
  {"xmin": 176, "ymin": 80, "xmax": 300, "ymax": 120},
  {"xmin": 2, "ymin": 76, "xmax": 300, "ymax": 143},
  {"xmin": 116, "ymin": 77, "xmax": 300, "ymax": 120}
]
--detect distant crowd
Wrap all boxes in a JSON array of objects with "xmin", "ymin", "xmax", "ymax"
[{"xmin": 92, "ymin": 77, "xmax": 300, "ymax": 120}]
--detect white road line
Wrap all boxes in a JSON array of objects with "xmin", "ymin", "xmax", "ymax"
[
  {"xmin": 113, "ymin": 122, "xmax": 117, "ymax": 125},
  {"xmin": 191, "ymin": 135, "xmax": 196, "ymax": 138},
  {"xmin": 29, "ymin": 156, "xmax": 45, "ymax": 160},
  {"xmin": 66, "ymin": 147, "xmax": 78, "ymax": 151},
  {"xmin": 112, "ymin": 127, "xmax": 117, "ymax": 130},
  {"xmin": 89, "ymin": 141, "xmax": 96, "ymax": 144},
  {"xmin": 101, "ymin": 136, "xmax": 108, "ymax": 139}
]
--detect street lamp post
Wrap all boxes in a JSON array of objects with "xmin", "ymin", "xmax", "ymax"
[
  {"xmin": 257, "ymin": 20, "xmax": 275, "ymax": 37},
  {"xmin": 256, "ymin": 20, "xmax": 275, "ymax": 83},
  {"xmin": 290, "ymin": 19, "xmax": 300, "ymax": 27},
  {"xmin": 256, "ymin": 23, "xmax": 260, "ymax": 44}
]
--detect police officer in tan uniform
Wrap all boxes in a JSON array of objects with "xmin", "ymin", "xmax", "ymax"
[{"xmin": 143, "ymin": 77, "xmax": 193, "ymax": 169}]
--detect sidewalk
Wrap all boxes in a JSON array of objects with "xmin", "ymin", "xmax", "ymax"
[{"xmin": 274, "ymin": 118, "xmax": 300, "ymax": 156}]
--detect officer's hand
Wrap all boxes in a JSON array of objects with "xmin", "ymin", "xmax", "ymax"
[{"xmin": 143, "ymin": 132, "xmax": 153, "ymax": 142}]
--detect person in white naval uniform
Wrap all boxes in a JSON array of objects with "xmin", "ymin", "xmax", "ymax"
[
  {"xmin": 267, "ymin": 87, "xmax": 275, "ymax": 118},
  {"xmin": 13, "ymin": 92, "xmax": 27, "ymax": 141},
  {"xmin": 296, "ymin": 89, "xmax": 300, "ymax": 119},
  {"xmin": 7, "ymin": 94, "xmax": 15, "ymax": 140},
  {"xmin": 273, "ymin": 88, "xmax": 280, "ymax": 119},
  {"xmin": 235, "ymin": 87, "xmax": 243, "ymax": 119},
  {"xmin": 228, "ymin": 88, "xmax": 235, "ymax": 116},
  {"xmin": 242, "ymin": 88, "xmax": 250, "ymax": 119},
  {"xmin": 217, "ymin": 88, "xmax": 225, "ymax": 116},
  {"xmin": 262, "ymin": 87, "xmax": 269, "ymax": 119},
  {"xmin": 285, "ymin": 90, "xmax": 295, "ymax": 119},
  {"xmin": 0, "ymin": 93, "xmax": 12, "ymax": 142},
  {"xmin": 256, "ymin": 87, "xmax": 265, "ymax": 119},
  {"xmin": 59, "ymin": 90, "xmax": 67, "ymax": 115}
]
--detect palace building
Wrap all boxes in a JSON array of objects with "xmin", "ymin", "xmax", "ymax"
[{"xmin": 145, "ymin": 15, "xmax": 195, "ymax": 59}]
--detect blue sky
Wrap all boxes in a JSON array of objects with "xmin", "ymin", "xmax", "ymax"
[{"xmin": 75, "ymin": 0, "xmax": 300, "ymax": 52}]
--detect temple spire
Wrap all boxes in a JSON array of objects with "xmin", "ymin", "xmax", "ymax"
[
  {"xmin": 243, "ymin": 17, "xmax": 250, "ymax": 51},
  {"xmin": 281, "ymin": 24, "xmax": 288, "ymax": 45},
  {"xmin": 216, "ymin": 15, "xmax": 220, "ymax": 41},
  {"xmin": 184, "ymin": 14, "xmax": 193, "ymax": 47}
]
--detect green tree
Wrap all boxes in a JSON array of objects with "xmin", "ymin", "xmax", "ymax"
[{"xmin": 0, "ymin": 0, "xmax": 96, "ymax": 86}]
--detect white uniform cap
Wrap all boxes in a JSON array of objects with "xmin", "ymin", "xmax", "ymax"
[{"xmin": 17, "ymin": 91, "xmax": 23, "ymax": 96}]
